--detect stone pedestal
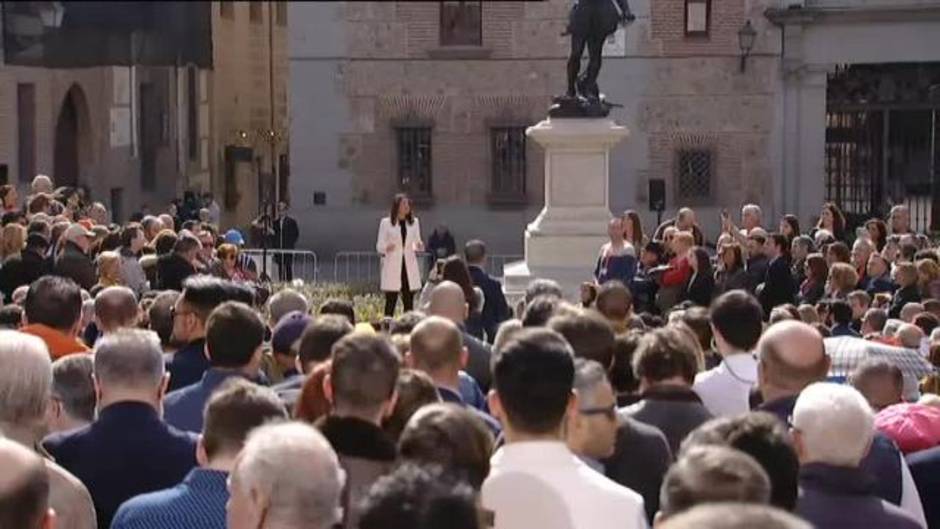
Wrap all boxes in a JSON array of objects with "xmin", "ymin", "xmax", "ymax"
[{"xmin": 504, "ymin": 118, "xmax": 629, "ymax": 303}]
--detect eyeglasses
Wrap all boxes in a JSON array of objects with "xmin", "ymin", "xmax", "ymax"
[{"xmin": 578, "ymin": 403, "xmax": 617, "ymax": 421}]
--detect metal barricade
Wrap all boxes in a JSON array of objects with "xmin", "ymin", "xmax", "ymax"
[
  {"xmin": 333, "ymin": 252, "xmax": 382, "ymax": 286},
  {"xmin": 243, "ymin": 249, "xmax": 319, "ymax": 283}
]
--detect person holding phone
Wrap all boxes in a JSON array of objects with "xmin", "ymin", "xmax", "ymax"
[{"xmin": 377, "ymin": 193, "xmax": 424, "ymax": 316}]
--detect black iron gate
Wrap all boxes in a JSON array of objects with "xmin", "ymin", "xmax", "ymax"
[{"xmin": 826, "ymin": 63, "xmax": 940, "ymax": 232}]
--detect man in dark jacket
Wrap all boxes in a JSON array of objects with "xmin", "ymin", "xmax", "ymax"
[
  {"xmin": 164, "ymin": 301, "xmax": 265, "ymax": 432},
  {"xmin": 791, "ymin": 382, "xmax": 920, "ymax": 529},
  {"xmin": 317, "ymin": 333, "xmax": 399, "ymax": 529},
  {"xmin": 43, "ymin": 330, "xmax": 197, "ymax": 529},
  {"xmin": 758, "ymin": 234, "xmax": 795, "ymax": 318},
  {"xmin": 273, "ymin": 201, "xmax": 300, "ymax": 281},
  {"xmin": 166, "ymin": 277, "xmax": 254, "ymax": 391},
  {"xmin": 0, "ymin": 232, "xmax": 48, "ymax": 301},
  {"xmin": 908, "ymin": 445, "xmax": 940, "ymax": 529},
  {"xmin": 756, "ymin": 320, "xmax": 924, "ymax": 522},
  {"xmin": 745, "ymin": 230, "xmax": 770, "ymax": 294},
  {"xmin": 621, "ymin": 326, "xmax": 713, "ymax": 454},
  {"xmin": 53, "ymin": 223, "xmax": 96, "ymax": 291},
  {"xmin": 465, "ymin": 240, "xmax": 510, "ymax": 343},
  {"xmin": 157, "ymin": 234, "xmax": 199, "ymax": 292}
]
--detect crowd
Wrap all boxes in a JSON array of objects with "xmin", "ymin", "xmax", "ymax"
[{"xmin": 3, "ymin": 179, "xmax": 940, "ymax": 529}]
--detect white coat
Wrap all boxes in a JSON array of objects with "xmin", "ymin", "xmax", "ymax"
[{"xmin": 376, "ymin": 216, "xmax": 423, "ymax": 292}]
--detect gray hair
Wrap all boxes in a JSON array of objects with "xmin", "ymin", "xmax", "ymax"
[
  {"xmin": 51, "ymin": 355, "xmax": 96, "ymax": 423},
  {"xmin": 94, "ymin": 329, "xmax": 165, "ymax": 390},
  {"xmin": 0, "ymin": 331, "xmax": 52, "ymax": 425},
  {"xmin": 573, "ymin": 358, "xmax": 608, "ymax": 407},
  {"xmin": 792, "ymin": 235, "xmax": 815, "ymax": 253},
  {"xmin": 792, "ymin": 382, "xmax": 874, "ymax": 466},
  {"xmin": 883, "ymin": 319, "xmax": 904, "ymax": 337},
  {"xmin": 742, "ymin": 204, "xmax": 762, "ymax": 220},
  {"xmin": 267, "ymin": 289, "xmax": 309, "ymax": 326},
  {"xmin": 234, "ymin": 422, "xmax": 345, "ymax": 529}
]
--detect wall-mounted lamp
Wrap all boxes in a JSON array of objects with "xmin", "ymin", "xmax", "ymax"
[{"xmin": 738, "ymin": 20, "xmax": 757, "ymax": 73}]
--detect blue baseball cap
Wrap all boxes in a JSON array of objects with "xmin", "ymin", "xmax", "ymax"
[{"xmin": 224, "ymin": 229, "xmax": 245, "ymax": 246}]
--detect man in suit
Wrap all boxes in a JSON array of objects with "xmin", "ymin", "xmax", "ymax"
[
  {"xmin": 758, "ymin": 233, "xmax": 796, "ymax": 319},
  {"xmin": 167, "ymin": 277, "xmax": 255, "ymax": 391},
  {"xmin": 273, "ymin": 201, "xmax": 300, "ymax": 281},
  {"xmin": 464, "ymin": 240, "xmax": 510, "ymax": 343},
  {"xmin": 156, "ymin": 235, "xmax": 199, "ymax": 292},
  {"xmin": 44, "ymin": 329, "xmax": 198, "ymax": 529},
  {"xmin": 164, "ymin": 301, "xmax": 267, "ymax": 433},
  {"xmin": 111, "ymin": 380, "xmax": 288, "ymax": 529}
]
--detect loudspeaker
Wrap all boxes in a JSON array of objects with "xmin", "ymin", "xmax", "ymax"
[{"xmin": 649, "ymin": 179, "xmax": 665, "ymax": 212}]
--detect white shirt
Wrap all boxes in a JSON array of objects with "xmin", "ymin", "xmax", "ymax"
[
  {"xmin": 482, "ymin": 441, "xmax": 648, "ymax": 529},
  {"xmin": 693, "ymin": 353, "xmax": 758, "ymax": 418}
]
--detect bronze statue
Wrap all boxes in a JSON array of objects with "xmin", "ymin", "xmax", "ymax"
[{"xmin": 550, "ymin": 0, "xmax": 635, "ymax": 118}]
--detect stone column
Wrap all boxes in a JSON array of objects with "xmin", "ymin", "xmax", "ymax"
[{"xmin": 503, "ymin": 117, "xmax": 629, "ymax": 302}]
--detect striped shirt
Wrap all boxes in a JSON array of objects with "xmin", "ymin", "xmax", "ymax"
[{"xmin": 110, "ymin": 469, "xmax": 228, "ymax": 529}]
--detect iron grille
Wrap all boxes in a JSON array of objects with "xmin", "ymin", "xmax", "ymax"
[
  {"xmin": 676, "ymin": 149, "xmax": 712, "ymax": 201},
  {"xmin": 440, "ymin": 1, "xmax": 482, "ymax": 46},
  {"xmin": 491, "ymin": 127, "xmax": 526, "ymax": 198},
  {"xmin": 396, "ymin": 127, "xmax": 433, "ymax": 197}
]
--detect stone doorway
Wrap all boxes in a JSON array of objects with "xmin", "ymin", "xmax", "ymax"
[{"xmin": 54, "ymin": 84, "xmax": 91, "ymax": 188}]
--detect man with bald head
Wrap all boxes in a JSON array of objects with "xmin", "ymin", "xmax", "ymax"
[
  {"xmin": 428, "ymin": 280, "xmax": 493, "ymax": 391},
  {"xmin": 94, "ymin": 286, "xmax": 139, "ymax": 336},
  {"xmin": 756, "ymin": 320, "xmax": 926, "ymax": 525},
  {"xmin": 409, "ymin": 316, "xmax": 500, "ymax": 433},
  {"xmin": 0, "ymin": 438, "xmax": 56, "ymax": 529},
  {"xmin": 0, "ymin": 331, "xmax": 96, "ymax": 529}
]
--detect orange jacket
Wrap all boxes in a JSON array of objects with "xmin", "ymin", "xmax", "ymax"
[{"xmin": 20, "ymin": 324, "xmax": 90, "ymax": 360}]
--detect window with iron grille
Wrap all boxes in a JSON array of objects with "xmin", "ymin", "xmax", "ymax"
[
  {"xmin": 249, "ymin": 1, "xmax": 262, "ymax": 23},
  {"xmin": 440, "ymin": 1, "xmax": 482, "ymax": 46},
  {"xmin": 676, "ymin": 149, "xmax": 713, "ymax": 201},
  {"xmin": 491, "ymin": 127, "xmax": 526, "ymax": 198},
  {"xmin": 396, "ymin": 127, "xmax": 432, "ymax": 197}
]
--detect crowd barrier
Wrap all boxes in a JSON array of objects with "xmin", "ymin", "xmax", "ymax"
[
  {"xmin": 332, "ymin": 252, "xmax": 523, "ymax": 286},
  {"xmin": 243, "ymin": 249, "xmax": 319, "ymax": 283}
]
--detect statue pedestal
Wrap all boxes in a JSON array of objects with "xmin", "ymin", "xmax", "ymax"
[{"xmin": 504, "ymin": 117, "xmax": 629, "ymax": 304}]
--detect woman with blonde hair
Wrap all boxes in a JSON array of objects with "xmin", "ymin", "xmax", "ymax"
[
  {"xmin": 826, "ymin": 262, "xmax": 859, "ymax": 300},
  {"xmin": 916, "ymin": 258, "xmax": 940, "ymax": 299},
  {"xmin": 91, "ymin": 251, "xmax": 123, "ymax": 296},
  {"xmin": 0, "ymin": 223, "xmax": 27, "ymax": 302},
  {"xmin": 213, "ymin": 243, "xmax": 249, "ymax": 282}
]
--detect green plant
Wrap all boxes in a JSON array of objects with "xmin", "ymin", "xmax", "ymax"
[{"xmin": 270, "ymin": 281, "xmax": 388, "ymax": 324}]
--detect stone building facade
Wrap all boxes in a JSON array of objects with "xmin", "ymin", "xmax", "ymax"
[
  {"xmin": 0, "ymin": 1, "xmax": 289, "ymax": 227},
  {"xmin": 289, "ymin": 0, "xmax": 940, "ymax": 258}
]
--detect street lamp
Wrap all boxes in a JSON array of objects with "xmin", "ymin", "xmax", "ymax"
[{"xmin": 738, "ymin": 20, "xmax": 757, "ymax": 73}]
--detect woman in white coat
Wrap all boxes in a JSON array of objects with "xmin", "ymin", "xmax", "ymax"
[{"xmin": 376, "ymin": 194, "xmax": 424, "ymax": 316}]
